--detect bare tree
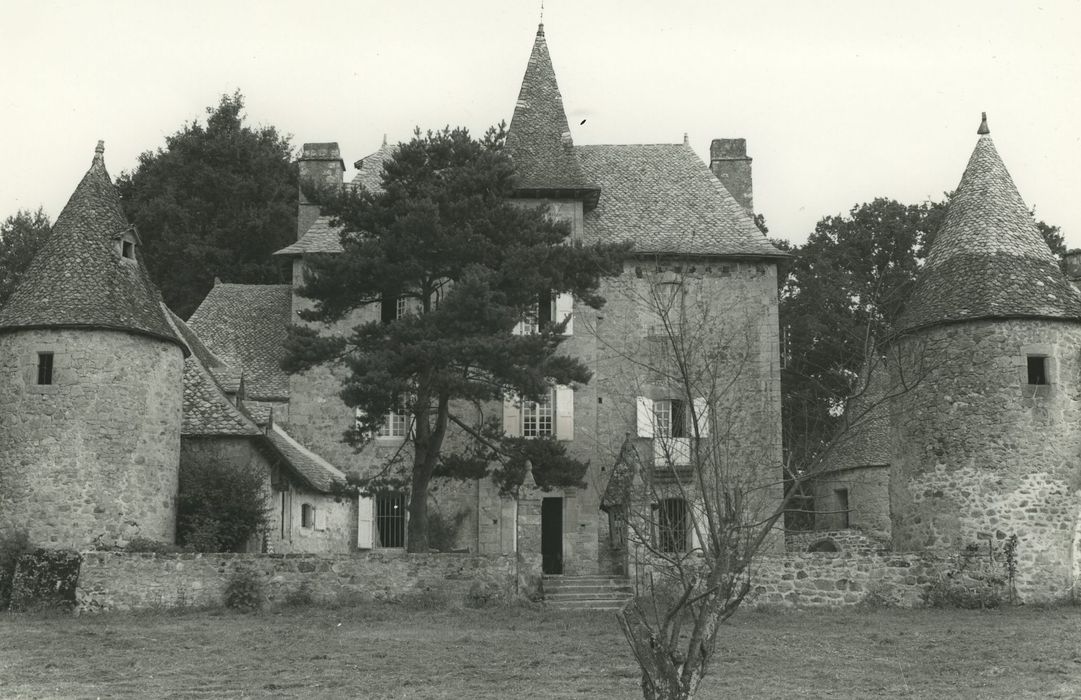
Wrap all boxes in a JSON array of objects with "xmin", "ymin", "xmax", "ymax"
[{"xmin": 591, "ymin": 264, "xmax": 937, "ymax": 700}]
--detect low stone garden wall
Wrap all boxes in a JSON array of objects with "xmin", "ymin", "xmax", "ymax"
[{"xmin": 76, "ymin": 551, "xmax": 516, "ymax": 613}]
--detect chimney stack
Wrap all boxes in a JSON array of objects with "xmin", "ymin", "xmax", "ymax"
[
  {"xmin": 709, "ymin": 138, "xmax": 753, "ymax": 215},
  {"xmin": 1065, "ymin": 249, "xmax": 1081, "ymax": 284},
  {"xmin": 297, "ymin": 142, "xmax": 345, "ymax": 240}
]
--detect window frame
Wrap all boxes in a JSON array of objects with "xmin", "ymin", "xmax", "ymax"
[{"xmin": 36, "ymin": 351, "xmax": 54, "ymax": 386}]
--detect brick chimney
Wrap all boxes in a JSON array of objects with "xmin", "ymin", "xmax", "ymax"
[
  {"xmin": 709, "ymin": 138, "xmax": 753, "ymax": 215},
  {"xmin": 297, "ymin": 142, "xmax": 345, "ymax": 240}
]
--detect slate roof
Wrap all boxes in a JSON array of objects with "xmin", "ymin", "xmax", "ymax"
[
  {"xmin": 0, "ymin": 142, "xmax": 186, "ymax": 353},
  {"xmin": 898, "ymin": 123, "xmax": 1081, "ymax": 332},
  {"xmin": 351, "ymin": 140, "xmax": 395, "ymax": 194},
  {"xmin": 265, "ymin": 423, "xmax": 347, "ymax": 492},
  {"xmin": 505, "ymin": 25, "xmax": 598, "ymax": 201},
  {"xmin": 163, "ymin": 308, "xmax": 259, "ymax": 437},
  {"xmin": 187, "ymin": 283, "xmax": 292, "ymax": 401},
  {"xmin": 578, "ymin": 144, "xmax": 783, "ymax": 257},
  {"xmin": 274, "ymin": 215, "xmax": 344, "ymax": 256}
]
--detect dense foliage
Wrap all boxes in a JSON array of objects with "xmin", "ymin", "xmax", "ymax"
[
  {"xmin": 0, "ymin": 207, "xmax": 51, "ymax": 307},
  {"xmin": 285, "ymin": 125, "xmax": 626, "ymax": 551},
  {"xmin": 116, "ymin": 92, "xmax": 296, "ymax": 318},
  {"xmin": 177, "ymin": 457, "xmax": 269, "ymax": 553}
]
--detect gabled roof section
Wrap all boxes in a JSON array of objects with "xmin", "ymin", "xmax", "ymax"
[
  {"xmin": 898, "ymin": 116, "xmax": 1081, "ymax": 332},
  {"xmin": 187, "ymin": 283, "xmax": 292, "ymax": 401},
  {"xmin": 350, "ymin": 139, "xmax": 395, "ymax": 194},
  {"xmin": 0, "ymin": 142, "xmax": 186, "ymax": 353},
  {"xmin": 577, "ymin": 144, "xmax": 784, "ymax": 257},
  {"xmin": 274, "ymin": 215, "xmax": 344, "ymax": 256},
  {"xmin": 265, "ymin": 423, "xmax": 347, "ymax": 493},
  {"xmin": 164, "ymin": 308, "xmax": 260, "ymax": 437},
  {"xmin": 506, "ymin": 25, "xmax": 598, "ymax": 203}
]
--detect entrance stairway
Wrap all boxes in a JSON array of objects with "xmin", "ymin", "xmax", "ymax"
[{"xmin": 541, "ymin": 574, "xmax": 635, "ymax": 611}]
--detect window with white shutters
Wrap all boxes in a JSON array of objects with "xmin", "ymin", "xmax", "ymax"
[{"xmin": 505, "ymin": 386, "xmax": 574, "ymax": 440}]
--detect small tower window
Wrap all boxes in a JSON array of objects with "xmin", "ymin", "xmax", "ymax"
[
  {"xmin": 36, "ymin": 352, "xmax": 54, "ymax": 385},
  {"xmin": 301, "ymin": 503, "xmax": 315, "ymax": 529},
  {"xmin": 1027, "ymin": 356, "xmax": 1049, "ymax": 386},
  {"xmin": 121, "ymin": 239, "xmax": 135, "ymax": 259}
]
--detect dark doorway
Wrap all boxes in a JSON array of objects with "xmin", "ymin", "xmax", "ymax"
[{"xmin": 541, "ymin": 497, "xmax": 563, "ymax": 574}]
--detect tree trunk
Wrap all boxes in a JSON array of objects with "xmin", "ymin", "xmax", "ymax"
[
  {"xmin": 406, "ymin": 458, "xmax": 432, "ymax": 553},
  {"xmin": 617, "ymin": 602, "xmax": 698, "ymax": 700}
]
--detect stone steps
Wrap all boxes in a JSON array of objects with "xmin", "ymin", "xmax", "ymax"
[{"xmin": 542, "ymin": 574, "xmax": 634, "ymax": 611}]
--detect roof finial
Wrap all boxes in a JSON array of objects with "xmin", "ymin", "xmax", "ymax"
[
  {"xmin": 977, "ymin": 112, "xmax": 990, "ymax": 135},
  {"xmin": 93, "ymin": 140, "xmax": 105, "ymax": 164},
  {"xmin": 538, "ymin": 0, "xmax": 544, "ymax": 34},
  {"xmin": 683, "ymin": 132, "xmax": 689, "ymax": 146},
  {"xmin": 382, "ymin": 133, "xmax": 387, "ymax": 146}
]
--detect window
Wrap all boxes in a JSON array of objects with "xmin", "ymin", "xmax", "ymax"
[
  {"xmin": 514, "ymin": 291, "xmax": 573, "ymax": 335},
  {"xmin": 377, "ymin": 396, "xmax": 411, "ymax": 439},
  {"xmin": 503, "ymin": 387, "xmax": 573, "ymax": 440},
  {"xmin": 653, "ymin": 399, "xmax": 687, "ymax": 438},
  {"xmin": 381, "ymin": 295, "xmax": 397, "ymax": 324},
  {"xmin": 654, "ymin": 498, "xmax": 687, "ymax": 553},
  {"xmin": 122, "ymin": 240, "xmax": 135, "ymax": 259},
  {"xmin": 396, "ymin": 295, "xmax": 408, "ymax": 319},
  {"xmin": 301, "ymin": 503, "xmax": 315, "ymax": 529},
  {"xmin": 36, "ymin": 352, "xmax": 53, "ymax": 385},
  {"xmin": 522, "ymin": 393, "xmax": 554, "ymax": 438},
  {"xmin": 375, "ymin": 492, "xmax": 406, "ymax": 548},
  {"xmin": 1027, "ymin": 355, "xmax": 1049, "ymax": 385}
]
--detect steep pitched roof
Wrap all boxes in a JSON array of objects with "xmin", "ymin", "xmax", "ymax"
[
  {"xmin": 164, "ymin": 309, "xmax": 258, "ymax": 437},
  {"xmin": 187, "ymin": 283, "xmax": 292, "ymax": 401},
  {"xmin": 351, "ymin": 140, "xmax": 395, "ymax": 194},
  {"xmin": 577, "ymin": 144, "xmax": 783, "ymax": 257},
  {"xmin": 264, "ymin": 423, "xmax": 347, "ymax": 493},
  {"xmin": 506, "ymin": 25, "xmax": 598, "ymax": 202},
  {"xmin": 898, "ymin": 118, "xmax": 1081, "ymax": 332},
  {"xmin": 0, "ymin": 142, "xmax": 186, "ymax": 353}
]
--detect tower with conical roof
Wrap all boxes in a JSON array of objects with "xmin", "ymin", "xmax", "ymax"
[
  {"xmin": 0, "ymin": 142, "xmax": 187, "ymax": 549},
  {"xmin": 888, "ymin": 115, "xmax": 1081, "ymax": 601}
]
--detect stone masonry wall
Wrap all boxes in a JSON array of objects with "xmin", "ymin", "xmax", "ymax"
[
  {"xmin": 0, "ymin": 329, "xmax": 184, "ymax": 548},
  {"xmin": 76, "ymin": 551, "xmax": 517, "ymax": 612},
  {"xmin": 811, "ymin": 465, "xmax": 891, "ymax": 536},
  {"xmin": 890, "ymin": 320, "xmax": 1081, "ymax": 602}
]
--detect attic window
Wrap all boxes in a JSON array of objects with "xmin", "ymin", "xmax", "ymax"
[
  {"xmin": 121, "ymin": 239, "xmax": 135, "ymax": 259},
  {"xmin": 36, "ymin": 352, "xmax": 54, "ymax": 385},
  {"xmin": 1027, "ymin": 356, "xmax": 1049, "ymax": 386}
]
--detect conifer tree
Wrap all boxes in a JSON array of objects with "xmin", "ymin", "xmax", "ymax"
[{"xmin": 284, "ymin": 126, "xmax": 626, "ymax": 552}]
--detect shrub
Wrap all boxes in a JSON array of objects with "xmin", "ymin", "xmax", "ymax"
[
  {"xmin": 224, "ymin": 568, "xmax": 265, "ymax": 612},
  {"xmin": 282, "ymin": 583, "xmax": 315, "ymax": 608},
  {"xmin": 924, "ymin": 574, "xmax": 1004, "ymax": 609},
  {"xmin": 0, "ymin": 530, "xmax": 31, "ymax": 610},
  {"xmin": 9, "ymin": 548, "xmax": 82, "ymax": 612},
  {"xmin": 427, "ymin": 510, "xmax": 468, "ymax": 553},
  {"xmin": 177, "ymin": 456, "xmax": 269, "ymax": 553}
]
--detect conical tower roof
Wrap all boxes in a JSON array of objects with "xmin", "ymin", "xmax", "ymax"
[
  {"xmin": 506, "ymin": 24, "xmax": 599, "ymax": 206},
  {"xmin": 898, "ymin": 115, "xmax": 1081, "ymax": 332},
  {"xmin": 0, "ymin": 142, "xmax": 186, "ymax": 352}
]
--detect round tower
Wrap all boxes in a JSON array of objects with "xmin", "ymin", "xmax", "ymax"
[
  {"xmin": 0, "ymin": 142, "xmax": 187, "ymax": 548},
  {"xmin": 888, "ymin": 115, "xmax": 1081, "ymax": 601}
]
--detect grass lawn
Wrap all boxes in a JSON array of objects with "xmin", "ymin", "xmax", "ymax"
[{"xmin": 1, "ymin": 602, "xmax": 1080, "ymax": 698}]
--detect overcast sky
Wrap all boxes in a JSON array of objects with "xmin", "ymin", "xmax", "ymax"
[{"xmin": 2, "ymin": 0, "xmax": 1079, "ymax": 247}]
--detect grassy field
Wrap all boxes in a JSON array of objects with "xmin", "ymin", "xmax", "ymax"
[{"xmin": 1, "ymin": 602, "xmax": 1080, "ymax": 699}]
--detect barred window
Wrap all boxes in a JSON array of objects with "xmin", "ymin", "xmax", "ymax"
[{"xmin": 375, "ymin": 492, "xmax": 406, "ymax": 548}]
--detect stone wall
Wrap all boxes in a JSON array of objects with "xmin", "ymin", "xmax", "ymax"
[
  {"xmin": 0, "ymin": 329, "xmax": 184, "ymax": 548},
  {"xmin": 890, "ymin": 320, "xmax": 1081, "ymax": 602},
  {"xmin": 76, "ymin": 551, "xmax": 517, "ymax": 612},
  {"xmin": 785, "ymin": 529, "xmax": 890, "ymax": 555},
  {"xmin": 811, "ymin": 465, "xmax": 890, "ymax": 536}
]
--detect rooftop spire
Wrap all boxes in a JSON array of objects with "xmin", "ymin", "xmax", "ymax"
[
  {"xmin": 977, "ymin": 111, "xmax": 990, "ymax": 135},
  {"xmin": 897, "ymin": 120, "xmax": 1081, "ymax": 332},
  {"xmin": 505, "ymin": 23, "xmax": 598, "ymax": 205},
  {"xmin": 0, "ymin": 142, "xmax": 186, "ymax": 353}
]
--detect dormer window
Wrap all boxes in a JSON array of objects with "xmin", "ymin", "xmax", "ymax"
[{"xmin": 121, "ymin": 239, "xmax": 135, "ymax": 259}]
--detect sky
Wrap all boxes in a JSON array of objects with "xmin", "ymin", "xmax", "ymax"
[{"xmin": 2, "ymin": 0, "xmax": 1080, "ymax": 247}]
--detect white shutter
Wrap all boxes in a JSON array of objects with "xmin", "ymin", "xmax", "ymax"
[
  {"xmin": 512, "ymin": 320, "xmax": 527, "ymax": 336},
  {"xmin": 693, "ymin": 397, "xmax": 710, "ymax": 438},
  {"xmin": 553, "ymin": 292, "xmax": 574, "ymax": 335},
  {"xmin": 555, "ymin": 385, "xmax": 574, "ymax": 440},
  {"xmin": 357, "ymin": 496, "xmax": 374, "ymax": 549},
  {"xmin": 503, "ymin": 394, "xmax": 522, "ymax": 437},
  {"xmin": 355, "ymin": 407, "xmax": 373, "ymax": 438},
  {"xmin": 636, "ymin": 396, "xmax": 654, "ymax": 438}
]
